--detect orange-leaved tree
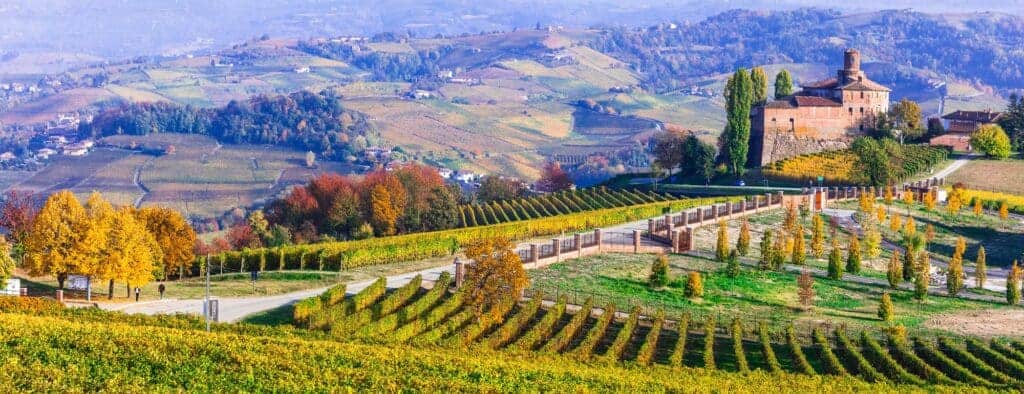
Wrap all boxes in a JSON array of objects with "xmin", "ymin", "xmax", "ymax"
[
  {"xmin": 137, "ymin": 206, "xmax": 196, "ymax": 279},
  {"xmin": 106, "ymin": 207, "xmax": 162, "ymax": 297},
  {"xmin": 464, "ymin": 237, "xmax": 529, "ymax": 326}
]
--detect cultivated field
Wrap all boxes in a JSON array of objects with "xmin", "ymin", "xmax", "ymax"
[{"xmin": 947, "ymin": 159, "xmax": 1024, "ymax": 195}]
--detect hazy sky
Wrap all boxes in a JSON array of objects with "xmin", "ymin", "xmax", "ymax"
[{"xmin": 1, "ymin": 0, "xmax": 1021, "ymax": 59}]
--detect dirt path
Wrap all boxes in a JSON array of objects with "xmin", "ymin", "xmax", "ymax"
[
  {"xmin": 932, "ymin": 153, "xmax": 977, "ymax": 179},
  {"xmin": 132, "ymin": 156, "xmax": 155, "ymax": 208}
]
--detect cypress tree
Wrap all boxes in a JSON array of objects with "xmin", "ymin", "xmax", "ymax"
[
  {"xmin": 774, "ymin": 69, "xmax": 793, "ymax": 99},
  {"xmin": 975, "ymin": 246, "xmax": 987, "ymax": 289},
  {"xmin": 947, "ymin": 251, "xmax": 964, "ymax": 296},
  {"xmin": 716, "ymin": 220, "xmax": 729, "ymax": 262},
  {"xmin": 811, "ymin": 214, "xmax": 825, "ymax": 259},
  {"xmin": 686, "ymin": 271, "xmax": 704, "ymax": 299},
  {"xmin": 887, "ymin": 250, "xmax": 902, "ymax": 289},
  {"xmin": 791, "ymin": 223, "xmax": 806, "ymax": 265},
  {"xmin": 726, "ymin": 249, "xmax": 740, "ymax": 278},
  {"xmin": 914, "ymin": 268, "xmax": 929, "ymax": 301},
  {"xmin": 759, "ymin": 229, "xmax": 773, "ymax": 270},
  {"xmin": 737, "ymin": 218, "xmax": 751, "ymax": 256},
  {"xmin": 846, "ymin": 236, "xmax": 861, "ymax": 274},
  {"xmin": 649, "ymin": 254, "xmax": 670, "ymax": 288},
  {"xmin": 827, "ymin": 239, "xmax": 843, "ymax": 280},
  {"xmin": 1008, "ymin": 261, "xmax": 1021, "ymax": 305},
  {"xmin": 725, "ymin": 68, "xmax": 752, "ymax": 175},
  {"xmin": 751, "ymin": 67, "xmax": 768, "ymax": 105},
  {"xmin": 878, "ymin": 292, "xmax": 894, "ymax": 322}
]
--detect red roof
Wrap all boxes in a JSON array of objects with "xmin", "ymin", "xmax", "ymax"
[
  {"xmin": 801, "ymin": 78, "xmax": 838, "ymax": 89},
  {"xmin": 793, "ymin": 95, "xmax": 842, "ymax": 107},
  {"xmin": 941, "ymin": 110, "xmax": 1003, "ymax": 123}
]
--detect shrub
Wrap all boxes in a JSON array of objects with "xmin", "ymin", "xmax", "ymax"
[
  {"xmin": 827, "ymin": 240, "xmax": 843, "ymax": 280},
  {"xmin": 797, "ymin": 270, "xmax": 814, "ymax": 310},
  {"xmin": 947, "ymin": 252, "xmax": 964, "ymax": 296},
  {"xmin": 813, "ymin": 327, "xmax": 847, "ymax": 376},
  {"xmin": 811, "ymin": 214, "xmax": 825, "ymax": 259},
  {"xmin": 685, "ymin": 271, "xmax": 704, "ymax": 298},
  {"xmin": 786, "ymin": 325, "xmax": 816, "ymax": 375},
  {"xmin": 975, "ymin": 246, "xmax": 987, "ymax": 289},
  {"xmin": 877, "ymin": 293, "xmax": 894, "ymax": 322},
  {"xmin": 1007, "ymin": 261, "xmax": 1021, "ymax": 305},
  {"xmin": 887, "ymin": 251, "xmax": 902, "ymax": 289},
  {"xmin": 845, "ymin": 236, "xmax": 861, "ymax": 274},
  {"xmin": 791, "ymin": 223, "xmax": 806, "ymax": 265},
  {"xmin": 737, "ymin": 219, "xmax": 750, "ymax": 256},
  {"xmin": 649, "ymin": 254, "xmax": 670, "ymax": 288},
  {"xmin": 725, "ymin": 250, "xmax": 740, "ymax": 278},
  {"xmin": 759, "ymin": 229, "xmax": 774, "ymax": 270},
  {"xmin": 715, "ymin": 220, "xmax": 729, "ymax": 262},
  {"xmin": 635, "ymin": 310, "xmax": 665, "ymax": 366},
  {"xmin": 669, "ymin": 313, "xmax": 690, "ymax": 367}
]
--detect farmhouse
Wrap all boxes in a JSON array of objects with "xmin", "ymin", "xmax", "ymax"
[
  {"xmin": 749, "ymin": 49, "xmax": 891, "ymax": 166},
  {"xmin": 929, "ymin": 110, "xmax": 1003, "ymax": 151}
]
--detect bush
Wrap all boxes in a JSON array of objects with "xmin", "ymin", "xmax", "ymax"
[
  {"xmin": 649, "ymin": 254, "xmax": 670, "ymax": 288},
  {"xmin": 725, "ymin": 250, "xmax": 740, "ymax": 278},
  {"xmin": 877, "ymin": 293, "xmax": 894, "ymax": 322},
  {"xmin": 685, "ymin": 271, "xmax": 704, "ymax": 298}
]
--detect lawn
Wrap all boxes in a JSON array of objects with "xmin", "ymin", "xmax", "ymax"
[{"xmin": 527, "ymin": 252, "xmax": 1010, "ymax": 337}]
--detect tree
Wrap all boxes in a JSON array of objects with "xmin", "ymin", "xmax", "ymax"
[
  {"xmin": 737, "ymin": 219, "xmax": 750, "ymax": 256},
  {"xmin": 904, "ymin": 216, "xmax": 916, "ymax": 235},
  {"xmin": 791, "ymin": 223, "xmax": 805, "ymax": 265},
  {"xmin": 970, "ymin": 124, "xmax": 1012, "ymax": 159},
  {"xmin": 137, "ymin": 207, "xmax": 195, "ymax": 279},
  {"xmin": 103, "ymin": 207, "xmax": 161, "ymax": 298},
  {"xmin": 774, "ymin": 69, "xmax": 793, "ymax": 99},
  {"xmin": 685, "ymin": 271, "xmax": 703, "ymax": 298},
  {"xmin": 750, "ymin": 66, "xmax": 768, "ymax": 105},
  {"xmin": 0, "ymin": 236, "xmax": 14, "ymax": 283},
  {"xmin": 954, "ymin": 236, "xmax": 967, "ymax": 258},
  {"xmin": 914, "ymin": 252, "xmax": 930, "ymax": 301},
  {"xmin": 1007, "ymin": 261, "xmax": 1021, "ymax": 305},
  {"xmin": 476, "ymin": 176, "xmax": 525, "ymax": 203},
  {"xmin": 827, "ymin": 239, "xmax": 843, "ymax": 280},
  {"xmin": 369, "ymin": 185, "xmax": 399, "ymax": 236},
  {"xmin": 305, "ymin": 150, "xmax": 316, "ymax": 168},
  {"xmin": 652, "ymin": 132, "xmax": 685, "ymax": 176},
  {"xmin": 924, "ymin": 223, "xmax": 935, "ymax": 244},
  {"xmin": 902, "ymin": 232, "xmax": 924, "ymax": 281},
  {"xmin": 0, "ymin": 190, "xmax": 39, "ymax": 245},
  {"xmin": 422, "ymin": 185, "xmax": 460, "ymax": 231},
  {"xmin": 947, "ymin": 252, "xmax": 964, "ymax": 296},
  {"xmin": 248, "ymin": 210, "xmax": 270, "ymax": 241},
  {"xmin": 759, "ymin": 229, "xmax": 773, "ymax": 270},
  {"xmin": 724, "ymin": 68, "xmax": 752, "ymax": 175},
  {"xmin": 975, "ymin": 246, "xmax": 987, "ymax": 289},
  {"xmin": 999, "ymin": 93, "xmax": 1024, "ymax": 151},
  {"xmin": 888, "ymin": 98, "xmax": 925, "ymax": 141},
  {"xmin": 846, "ymin": 236, "xmax": 861, "ymax": 274},
  {"xmin": 726, "ymin": 249, "xmax": 740, "ymax": 278},
  {"xmin": 536, "ymin": 161, "xmax": 573, "ymax": 192},
  {"xmin": 887, "ymin": 250, "xmax": 902, "ymax": 289},
  {"xmin": 902, "ymin": 189, "xmax": 914, "ymax": 205},
  {"xmin": 679, "ymin": 135, "xmax": 717, "ymax": 183},
  {"xmin": 464, "ymin": 238, "xmax": 529, "ymax": 325},
  {"xmin": 811, "ymin": 214, "xmax": 825, "ymax": 259},
  {"xmin": 972, "ymin": 198, "xmax": 983, "ymax": 216},
  {"xmin": 878, "ymin": 293, "xmax": 894, "ymax": 322},
  {"xmin": 923, "ymin": 191, "xmax": 936, "ymax": 211},
  {"xmin": 23, "ymin": 191, "xmax": 89, "ymax": 289},
  {"xmin": 927, "ymin": 117, "xmax": 945, "ymax": 138},
  {"xmin": 715, "ymin": 220, "xmax": 729, "ymax": 262},
  {"xmin": 797, "ymin": 270, "xmax": 814, "ymax": 310},
  {"xmin": 851, "ymin": 137, "xmax": 891, "ymax": 187},
  {"xmin": 884, "ymin": 186, "xmax": 894, "ymax": 205},
  {"xmin": 649, "ymin": 254, "xmax": 670, "ymax": 288},
  {"xmin": 1000, "ymin": 201, "xmax": 1009, "ymax": 220},
  {"xmin": 771, "ymin": 233, "xmax": 787, "ymax": 270},
  {"xmin": 227, "ymin": 223, "xmax": 260, "ymax": 250}
]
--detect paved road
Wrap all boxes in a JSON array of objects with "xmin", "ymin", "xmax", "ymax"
[{"xmin": 932, "ymin": 153, "xmax": 976, "ymax": 179}]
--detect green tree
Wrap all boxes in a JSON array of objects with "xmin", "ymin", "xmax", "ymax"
[
  {"xmin": 811, "ymin": 214, "xmax": 825, "ymax": 259},
  {"xmin": 947, "ymin": 252, "xmax": 964, "ymax": 296},
  {"xmin": 889, "ymin": 98, "xmax": 925, "ymax": 141},
  {"xmin": 970, "ymin": 124, "xmax": 1012, "ymax": 159},
  {"xmin": 724, "ymin": 68, "xmax": 752, "ymax": 175},
  {"xmin": 737, "ymin": 218, "xmax": 750, "ymax": 256},
  {"xmin": 975, "ymin": 246, "xmax": 987, "ymax": 289},
  {"xmin": 750, "ymin": 66, "xmax": 768, "ymax": 105},
  {"xmin": 759, "ymin": 229, "xmax": 773, "ymax": 270},
  {"xmin": 878, "ymin": 292, "xmax": 894, "ymax": 322},
  {"xmin": 827, "ymin": 239, "xmax": 843, "ymax": 280},
  {"xmin": 649, "ymin": 254, "xmax": 670, "ymax": 288},
  {"xmin": 845, "ymin": 236, "xmax": 861, "ymax": 274},
  {"xmin": 774, "ymin": 69, "xmax": 793, "ymax": 99},
  {"xmin": 851, "ymin": 137, "xmax": 891, "ymax": 187},
  {"xmin": 1007, "ymin": 261, "xmax": 1021, "ymax": 305},
  {"xmin": 726, "ymin": 249, "xmax": 740, "ymax": 278},
  {"xmin": 998, "ymin": 94, "xmax": 1024, "ymax": 151},
  {"xmin": 887, "ymin": 250, "xmax": 902, "ymax": 289},
  {"xmin": 901, "ymin": 232, "xmax": 924, "ymax": 281}
]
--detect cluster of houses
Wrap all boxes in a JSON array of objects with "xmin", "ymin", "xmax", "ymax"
[{"xmin": 928, "ymin": 109, "xmax": 1004, "ymax": 152}]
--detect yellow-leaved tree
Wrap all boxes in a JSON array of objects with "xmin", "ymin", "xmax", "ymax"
[
  {"xmin": 0, "ymin": 235, "xmax": 14, "ymax": 283},
  {"xmin": 83, "ymin": 191, "xmax": 115, "ymax": 300},
  {"xmin": 106, "ymin": 207, "xmax": 162, "ymax": 298},
  {"xmin": 23, "ymin": 191, "xmax": 89, "ymax": 289},
  {"xmin": 137, "ymin": 207, "xmax": 195, "ymax": 279},
  {"xmin": 369, "ymin": 184, "xmax": 398, "ymax": 236},
  {"xmin": 464, "ymin": 237, "xmax": 529, "ymax": 326}
]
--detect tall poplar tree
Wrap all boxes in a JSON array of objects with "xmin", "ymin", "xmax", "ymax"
[
  {"xmin": 725, "ymin": 68, "xmax": 752, "ymax": 175},
  {"xmin": 774, "ymin": 69, "xmax": 793, "ymax": 99},
  {"xmin": 751, "ymin": 67, "xmax": 768, "ymax": 105}
]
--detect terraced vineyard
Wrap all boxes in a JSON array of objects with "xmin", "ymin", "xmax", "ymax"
[
  {"xmin": 301, "ymin": 275, "xmax": 1024, "ymax": 390},
  {"xmin": 457, "ymin": 188, "xmax": 675, "ymax": 227}
]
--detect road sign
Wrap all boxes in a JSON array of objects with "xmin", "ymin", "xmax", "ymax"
[
  {"xmin": 1, "ymin": 279, "xmax": 19, "ymax": 296},
  {"xmin": 204, "ymin": 299, "xmax": 219, "ymax": 323}
]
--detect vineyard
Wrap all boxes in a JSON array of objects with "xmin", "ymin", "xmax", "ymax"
[
  {"xmin": 1, "ymin": 298, "xmax": 905, "ymax": 391},
  {"xmin": 205, "ymin": 196, "xmax": 738, "ymax": 271},
  {"xmin": 457, "ymin": 188, "xmax": 675, "ymax": 227},
  {"xmin": 955, "ymin": 187, "xmax": 1024, "ymax": 215},
  {"xmin": 763, "ymin": 145, "xmax": 948, "ymax": 185},
  {"xmin": 294, "ymin": 275, "xmax": 1024, "ymax": 390}
]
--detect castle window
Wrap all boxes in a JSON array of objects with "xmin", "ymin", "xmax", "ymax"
[
  {"xmin": 771, "ymin": 118, "xmax": 776, "ymax": 122},
  {"xmin": 860, "ymin": 92, "xmax": 864, "ymax": 99},
  {"xmin": 848, "ymin": 108, "xmax": 853, "ymax": 115},
  {"xmin": 859, "ymin": 124, "xmax": 864, "ymax": 131},
  {"xmin": 860, "ymin": 107, "xmax": 864, "ymax": 114}
]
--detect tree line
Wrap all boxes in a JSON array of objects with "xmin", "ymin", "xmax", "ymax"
[
  {"xmin": 78, "ymin": 90, "xmax": 375, "ymax": 161},
  {"xmin": 0, "ymin": 190, "xmax": 196, "ymax": 297}
]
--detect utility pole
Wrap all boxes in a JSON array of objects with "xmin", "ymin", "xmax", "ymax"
[{"xmin": 205, "ymin": 254, "xmax": 211, "ymax": 332}]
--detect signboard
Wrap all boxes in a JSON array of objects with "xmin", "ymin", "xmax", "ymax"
[
  {"xmin": 203, "ymin": 299, "xmax": 220, "ymax": 322},
  {"xmin": 67, "ymin": 275, "xmax": 90, "ymax": 291},
  {"xmin": 1, "ymin": 279, "xmax": 19, "ymax": 296}
]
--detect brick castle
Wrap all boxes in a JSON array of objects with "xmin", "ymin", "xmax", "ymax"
[{"xmin": 749, "ymin": 49, "xmax": 890, "ymax": 166}]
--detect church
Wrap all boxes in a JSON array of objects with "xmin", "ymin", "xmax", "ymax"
[{"xmin": 749, "ymin": 49, "xmax": 891, "ymax": 166}]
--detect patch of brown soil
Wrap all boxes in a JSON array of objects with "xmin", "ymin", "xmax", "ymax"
[{"xmin": 922, "ymin": 308, "xmax": 1024, "ymax": 337}]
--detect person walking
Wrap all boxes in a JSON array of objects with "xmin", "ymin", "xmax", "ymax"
[
  {"xmin": 134, "ymin": 287, "xmax": 140, "ymax": 302},
  {"xmin": 158, "ymin": 283, "xmax": 166, "ymax": 300}
]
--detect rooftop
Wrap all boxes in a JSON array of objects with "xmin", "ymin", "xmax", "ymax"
[{"xmin": 941, "ymin": 110, "xmax": 1003, "ymax": 123}]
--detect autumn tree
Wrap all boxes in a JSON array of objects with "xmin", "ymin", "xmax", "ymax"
[
  {"xmin": 0, "ymin": 236, "xmax": 14, "ymax": 283},
  {"xmin": 725, "ymin": 249, "xmax": 740, "ymax": 278},
  {"xmin": 923, "ymin": 191, "xmax": 936, "ymax": 211},
  {"xmin": 0, "ymin": 190, "xmax": 39, "ymax": 245},
  {"xmin": 885, "ymin": 98, "xmax": 924, "ymax": 141},
  {"xmin": 972, "ymin": 198, "xmax": 983, "ymax": 216},
  {"xmin": 369, "ymin": 185, "xmax": 399, "ymax": 236},
  {"xmin": 811, "ymin": 214, "xmax": 825, "ymax": 259},
  {"xmin": 999, "ymin": 201, "xmax": 1009, "ymax": 220},
  {"xmin": 902, "ymin": 232, "xmax": 924, "ymax": 281},
  {"xmin": 715, "ymin": 220, "xmax": 729, "ymax": 262},
  {"xmin": 137, "ymin": 206, "xmax": 196, "ymax": 279},
  {"xmin": 827, "ymin": 238, "xmax": 843, "ymax": 280},
  {"xmin": 887, "ymin": 250, "xmax": 902, "ymax": 289},
  {"xmin": 536, "ymin": 161, "xmax": 573, "ymax": 192},
  {"xmin": 737, "ymin": 218, "xmax": 750, "ymax": 256},
  {"xmin": 924, "ymin": 223, "xmax": 935, "ymax": 244},
  {"xmin": 23, "ymin": 191, "xmax": 89, "ymax": 289},
  {"xmin": 797, "ymin": 270, "xmax": 814, "ymax": 310},
  {"xmin": 1007, "ymin": 261, "xmax": 1021, "ymax": 305},
  {"xmin": 104, "ymin": 207, "xmax": 161, "ymax": 298},
  {"xmin": 947, "ymin": 251, "xmax": 964, "ymax": 296},
  {"xmin": 759, "ymin": 229, "xmax": 773, "ymax": 270},
  {"xmin": 685, "ymin": 271, "xmax": 703, "ymax": 298},
  {"xmin": 970, "ymin": 124, "xmax": 1012, "ymax": 159},
  {"xmin": 477, "ymin": 176, "xmax": 526, "ymax": 203},
  {"xmin": 774, "ymin": 69, "xmax": 793, "ymax": 99},
  {"xmin": 975, "ymin": 246, "xmax": 987, "ymax": 289},
  {"xmin": 649, "ymin": 254, "xmax": 670, "ymax": 288},
  {"xmin": 791, "ymin": 223, "xmax": 805, "ymax": 265},
  {"xmin": 914, "ymin": 251, "xmax": 930, "ymax": 302},
  {"xmin": 248, "ymin": 210, "xmax": 270, "ymax": 241},
  {"xmin": 846, "ymin": 236, "xmax": 861, "ymax": 274},
  {"xmin": 83, "ymin": 192, "xmax": 115, "ymax": 300},
  {"xmin": 464, "ymin": 237, "xmax": 529, "ymax": 325},
  {"xmin": 884, "ymin": 186, "xmax": 894, "ymax": 205},
  {"xmin": 227, "ymin": 223, "xmax": 261, "ymax": 250},
  {"xmin": 878, "ymin": 293, "xmax": 894, "ymax": 322}
]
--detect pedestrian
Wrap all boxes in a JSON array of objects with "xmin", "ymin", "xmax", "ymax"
[
  {"xmin": 134, "ymin": 287, "xmax": 140, "ymax": 302},
  {"xmin": 158, "ymin": 283, "xmax": 166, "ymax": 300}
]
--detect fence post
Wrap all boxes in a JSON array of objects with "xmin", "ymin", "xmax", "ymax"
[
  {"xmin": 453, "ymin": 258, "xmax": 465, "ymax": 288},
  {"xmin": 530, "ymin": 244, "xmax": 539, "ymax": 265},
  {"xmin": 574, "ymin": 233, "xmax": 582, "ymax": 257},
  {"xmin": 776, "ymin": 191, "xmax": 784, "ymax": 206},
  {"xmin": 633, "ymin": 230, "xmax": 641, "ymax": 254},
  {"xmin": 595, "ymin": 229, "xmax": 602, "ymax": 252},
  {"xmin": 671, "ymin": 230, "xmax": 680, "ymax": 253},
  {"xmin": 665, "ymin": 214, "xmax": 674, "ymax": 238},
  {"xmin": 55, "ymin": 290, "xmax": 63, "ymax": 302},
  {"xmin": 552, "ymin": 238, "xmax": 561, "ymax": 262},
  {"xmin": 647, "ymin": 218, "xmax": 655, "ymax": 236}
]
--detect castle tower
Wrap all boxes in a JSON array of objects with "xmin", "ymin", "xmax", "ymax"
[{"xmin": 838, "ymin": 49, "xmax": 865, "ymax": 84}]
